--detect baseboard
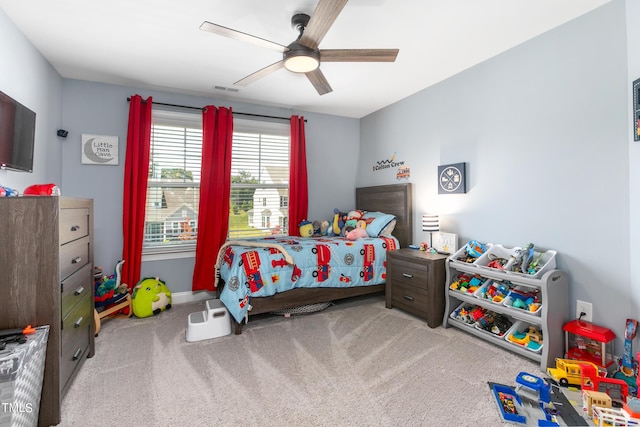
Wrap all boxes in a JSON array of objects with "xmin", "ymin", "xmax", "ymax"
[{"xmin": 171, "ymin": 290, "xmax": 216, "ymax": 305}]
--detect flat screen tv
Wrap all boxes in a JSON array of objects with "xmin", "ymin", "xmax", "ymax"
[{"xmin": 0, "ymin": 90, "xmax": 35, "ymax": 172}]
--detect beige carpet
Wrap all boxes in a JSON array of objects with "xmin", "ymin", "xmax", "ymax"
[{"xmin": 59, "ymin": 294, "xmax": 539, "ymax": 426}]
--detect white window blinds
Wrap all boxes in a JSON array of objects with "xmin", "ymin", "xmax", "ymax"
[{"xmin": 143, "ymin": 111, "xmax": 290, "ymax": 254}]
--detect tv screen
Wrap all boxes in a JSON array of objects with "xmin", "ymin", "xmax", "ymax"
[{"xmin": 0, "ymin": 90, "xmax": 35, "ymax": 172}]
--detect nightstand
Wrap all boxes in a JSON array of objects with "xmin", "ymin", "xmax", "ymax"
[{"xmin": 385, "ymin": 248, "xmax": 448, "ymax": 328}]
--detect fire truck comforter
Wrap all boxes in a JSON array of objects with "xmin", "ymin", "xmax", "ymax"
[{"xmin": 216, "ymin": 235, "xmax": 399, "ymax": 324}]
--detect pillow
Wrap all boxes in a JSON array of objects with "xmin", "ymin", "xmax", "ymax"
[{"xmin": 362, "ymin": 211, "xmax": 397, "ymax": 237}]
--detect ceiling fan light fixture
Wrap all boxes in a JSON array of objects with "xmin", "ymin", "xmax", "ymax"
[{"xmin": 283, "ymin": 43, "xmax": 320, "ymax": 73}]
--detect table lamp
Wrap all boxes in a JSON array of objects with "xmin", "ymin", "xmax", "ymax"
[{"xmin": 422, "ymin": 214, "xmax": 439, "ymax": 249}]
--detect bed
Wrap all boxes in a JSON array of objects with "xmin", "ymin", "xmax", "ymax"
[{"xmin": 215, "ymin": 183, "xmax": 413, "ymax": 334}]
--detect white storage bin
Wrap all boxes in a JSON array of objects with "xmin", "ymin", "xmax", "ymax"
[
  {"xmin": 449, "ymin": 241, "xmax": 492, "ymax": 265},
  {"xmin": 473, "ymin": 279, "xmax": 515, "ymax": 305},
  {"xmin": 449, "ymin": 273, "xmax": 487, "ymax": 296},
  {"xmin": 449, "ymin": 302, "xmax": 486, "ymax": 327},
  {"xmin": 186, "ymin": 299, "xmax": 231, "ymax": 342},
  {"xmin": 475, "ymin": 244, "xmax": 521, "ymax": 272},
  {"xmin": 505, "ymin": 249, "xmax": 557, "ymax": 278},
  {"xmin": 502, "ymin": 285, "xmax": 543, "ymax": 316},
  {"xmin": 506, "ymin": 321, "xmax": 544, "ymax": 353},
  {"xmin": 474, "ymin": 310, "xmax": 515, "ymax": 338}
]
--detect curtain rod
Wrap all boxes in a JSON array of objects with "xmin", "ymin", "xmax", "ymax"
[{"xmin": 126, "ymin": 97, "xmax": 305, "ymax": 122}]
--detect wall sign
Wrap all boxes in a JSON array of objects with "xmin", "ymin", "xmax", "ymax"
[
  {"xmin": 81, "ymin": 134, "xmax": 119, "ymax": 165},
  {"xmin": 438, "ymin": 162, "xmax": 466, "ymax": 194},
  {"xmin": 434, "ymin": 232, "xmax": 458, "ymax": 254}
]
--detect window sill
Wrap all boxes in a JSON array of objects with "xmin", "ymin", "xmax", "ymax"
[{"xmin": 142, "ymin": 249, "xmax": 195, "ymax": 262}]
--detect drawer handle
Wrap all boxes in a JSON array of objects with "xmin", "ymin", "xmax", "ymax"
[
  {"xmin": 72, "ymin": 348, "xmax": 82, "ymax": 361},
  {"xmin": 74, "ymin": 317, "xmax": 83, "ymax": 328},
  {"xmin": 71, "ymin": 257, "xmax": 82, "ymax": 264},
  {"xmin": 402, "ymin": 273, "xmax": 413, "ymax": 279},
  {"xmin": 74, "ymin": 286, "xmax": 84, "ymax": 296},
  {"xmin": 70, "ymin": 225, "xmax": 80, "ymax": 231},
  {"xmin": 403, "ymin": 295, "xmax": 414, "ymax": 302}
]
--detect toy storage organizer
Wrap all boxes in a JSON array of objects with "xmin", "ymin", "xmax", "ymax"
[{"xmin": 443, "ymin": 242, "xmax": 568, "ymax": 372}]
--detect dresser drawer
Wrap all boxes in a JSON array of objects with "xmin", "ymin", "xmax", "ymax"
[
  {"xmin": 388, "ymin": 257, "xmax": 430, "ymax": 290},
  {"xmin": 60, "ymin": 208, "xmax": 90, "ymax": 245},
  {"xmin": 61, "ymin": 263, "xmax": 92, "ymax": 316},
  {"xmin": 60, "ymin": 294, "xmax": 91, "ymax": 389},
  {"xmin": 59, "ymin": 235, "xmax": 90, "ymax": 280}
]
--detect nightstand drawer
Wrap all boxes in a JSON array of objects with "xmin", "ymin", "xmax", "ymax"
[
  {"xmin": 389, "ymin": 258, "xmax": 430, "ymax": 290},
  {"xmin": 390, "ymin": 282, "xmax": 429, "ymax": 317}
]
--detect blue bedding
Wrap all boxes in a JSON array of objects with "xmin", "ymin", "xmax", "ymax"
[{"xmin": 216, "ymin": 235, "xmax": 399, "ymax": 323}]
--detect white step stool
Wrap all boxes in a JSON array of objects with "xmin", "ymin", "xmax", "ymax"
[{"xmin": 186, "ymin": 299, "xmax": 231, "ymax": 342}]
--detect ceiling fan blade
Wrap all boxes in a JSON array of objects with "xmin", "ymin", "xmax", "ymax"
[
  {"xmin": 305, "ymin": 68, "xmax": 333, "ymax": 95},
  {"xmin": 320, "ymin": 49, "xmax": 399, "ymax": 62},
  {"xmin": 200, "ymin": 21, "xmax": 287, "ymax": 53},
  {"xmin": 234, "ymin": 61, "xmax": 284, "ymax": 87},
  {"xmin": 299, "ymin": 0, "xmax": 348, "ymax": 50}
]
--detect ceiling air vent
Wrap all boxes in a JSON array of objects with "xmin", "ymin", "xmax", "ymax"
[{"xmin": 213, "ymin": 85, "xmax": 239, "ymax": 93}]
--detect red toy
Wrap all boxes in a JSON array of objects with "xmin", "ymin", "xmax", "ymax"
[
  {"xmin": 580, "ymin": 363, "xmax": 628, "ymax": 405},
  {"xmin": 23, "ymin": 183, "xmax": 60, "ymax": 196},
  {"xmin": 563, "ymin": 319, "xmax": 616, "ymax": 374}
]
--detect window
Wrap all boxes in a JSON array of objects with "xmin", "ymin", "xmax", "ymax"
[
  {"xmin": 144, "ymin": 109, "xmax": 201, "ymax": 255},
  {"xmin": 229, "ymin": 119, "xmax": 290, "ymax": 239},
  {"xmin": 143, "ymin": 110, "xmax": 289, "ymax": 255}
]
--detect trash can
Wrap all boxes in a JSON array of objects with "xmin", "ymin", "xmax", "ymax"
[{"xmin": 0, "ymin": 325, "xmax": 49, "ymax": 427}]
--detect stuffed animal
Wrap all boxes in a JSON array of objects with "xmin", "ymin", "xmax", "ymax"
[
  {"xmin": 332, "ymin": 208, "xmax": 348, "ymax": 235},
  {"xmin": 132, "ymin": 277, "xmax": 172, "ymax": 318},
  {"xmin": 95, "ymin": 260, "xmax": 128, "ymax": 298},
  {"xmin": 347, "ymin": 210, "xmax": 365, "ymax": 221},
  {"xmin": 299, "ymin": 220, "xmax": 313, "ymax": 237},
  {"xmin": 320, "ymin": 220, "xmax": 330, "ymax": 236},
  {"xmin": 312, "ymin": 220, "xmax": 322, "ymax": 237},
  {"xmin": 343, "ymin": 219, "xmax": 358, "ymax": 234},
  {"xmin": 346, "ymin": 220, "xmax": 368, "ymax": 240}
]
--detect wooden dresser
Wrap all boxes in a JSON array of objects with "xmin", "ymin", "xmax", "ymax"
[
  {"xmin": 385, "ymin": 248, "xmax": 448, "ymax": 328},
  {"xmin": 0, "ymin": 196, "xmax": 94, "ymax": 426}
]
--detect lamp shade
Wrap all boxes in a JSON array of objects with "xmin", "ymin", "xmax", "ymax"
[{"xmin": 422, "ymin": 214, "xmax": 439, "ymax": 232}]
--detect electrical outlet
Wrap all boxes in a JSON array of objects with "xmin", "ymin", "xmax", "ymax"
[{"xmin": 576, "ymin": 300, "xmax": 592, "ymax": 323}]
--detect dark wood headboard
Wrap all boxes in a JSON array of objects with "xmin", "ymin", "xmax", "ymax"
[{"xmin": 355, "ymin": 183, "xmax": 413, "ymax": 248}]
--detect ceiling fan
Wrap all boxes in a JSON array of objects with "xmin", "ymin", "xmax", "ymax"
[{"xmin": 199, "ymin": 0, "xmax": 399, "ymax": 95}]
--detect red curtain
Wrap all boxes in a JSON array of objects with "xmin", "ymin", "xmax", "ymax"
[
  {"xmin": 192, "ymin": 106, "xmax": 234, "ymax": 291},
  {"xmin": 288, "ymin": 115, "xmax": 309, "ymax": 235},
  {"xmin": 122, "ymin": 95, "xmax": 152, "ymax": 290}
]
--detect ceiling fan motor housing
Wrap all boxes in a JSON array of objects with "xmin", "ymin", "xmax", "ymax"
[{"xmin": 284, "ymin": 41, "xmax": 320, "ymax": 73}]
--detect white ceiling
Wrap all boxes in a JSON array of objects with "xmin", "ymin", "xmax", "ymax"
[{"xmin": 0, "ymin": 0, "xmax": 611, "ymax": 118}]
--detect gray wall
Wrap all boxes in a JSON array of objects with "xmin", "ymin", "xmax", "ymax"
[
  {"xmin": 360, "ymin": 0, "xmax": 631, "ymax": 350},
  {"xmin": 627, "ymin": 0, "xmax": 640, "ymax": 353},
  {"xmin": 0, "ymin": 9, "xmax": 63, "ymax": 190}
]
